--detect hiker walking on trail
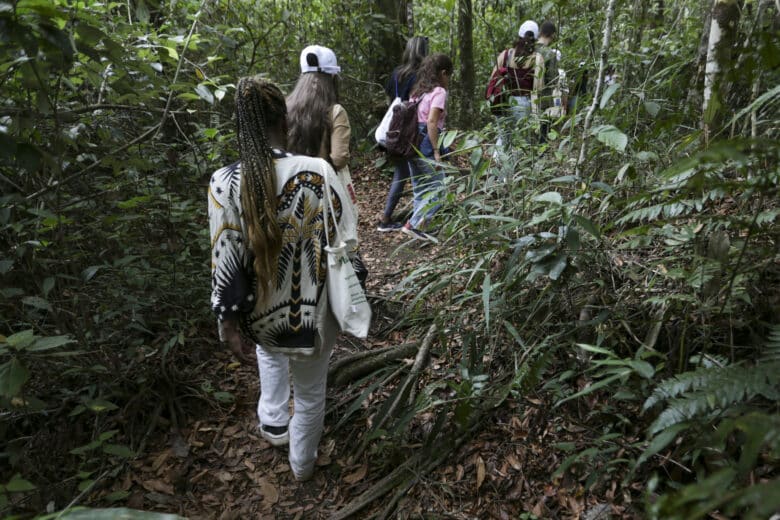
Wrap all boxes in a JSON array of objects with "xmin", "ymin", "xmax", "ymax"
[
  {"xmin": 492, "ymin": 19, "xmax": 539, "ymax": 151},
  {"xmin": 208, "ymin": 76, "xmax": 357, "ymax": 482},
  {"xmin": 534, "ymin": 21, "xmax": 561, "ymax": 143},
  {"xmin": 287, "ymin": 45, "xmax": 367, "ymax": 287},
  {"xmin": 287, "ymin": 45, "xmax": 357, "ymax": 211},
  {"xmin": 400, "ymin": 53, "xmax": 454, "ymax": 244},
  {"xmin": 377, "ymin": 36, "xmax": 429, "ymax": 232}
]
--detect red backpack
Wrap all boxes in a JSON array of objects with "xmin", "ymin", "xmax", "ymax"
[
  {"xmin": 384, "ymin": 98, "xmax": 422, "ymax": 159},
  {"xmin": 485, "ymin": 49, "xmax": 534, "ymax": 115}
]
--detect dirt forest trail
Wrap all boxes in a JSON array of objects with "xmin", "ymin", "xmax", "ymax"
[{"xmin": 122, "ymin": 157, "xmax": 630, "ymax": 519}]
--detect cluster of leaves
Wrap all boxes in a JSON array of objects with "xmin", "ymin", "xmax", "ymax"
[{"xmin": 365, "ymin": 1, "xmax": 780, "ymax": 518}]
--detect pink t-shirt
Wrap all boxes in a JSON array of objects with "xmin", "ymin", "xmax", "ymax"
[{"xmin": 415, "ymin": 86, "xmax": 447, "ymax": 128}]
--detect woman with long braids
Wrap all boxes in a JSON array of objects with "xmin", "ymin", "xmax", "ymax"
[{"xmin": 208, "ymin": 76, "xmax": 357, "ymax": 481}]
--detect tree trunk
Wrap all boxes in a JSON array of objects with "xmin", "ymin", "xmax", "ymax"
[
  {"xmin": 373, "ymin": 0, "xmax": 406, "ymax": 86},
  {"xmin": 575, "ymin": 0, "xmax": 618, "ymax": 178},
  {"xmin": 686, "ymin": 0, "xmax": 713, "ymax": 108},
  {"xmin": 457, "ymin": 0, "xmax": 475, "ymax": 128},
  {"xmin": 702, "ymin": 0, "xmax": 740, "ymax": 144}
]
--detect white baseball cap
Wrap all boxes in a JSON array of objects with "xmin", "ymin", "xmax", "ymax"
[
  {"xmin": 518, "ymin": 20, "xmax": 539, "ymax": 39},
  {"xmin": 299, "ymin": 45, "xmax": 341, "ymax": 75}
]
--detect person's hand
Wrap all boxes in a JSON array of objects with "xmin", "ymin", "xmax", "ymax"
[{"xmin": 221, "ymin": 319, "xmax": 256, "ymax": 366}]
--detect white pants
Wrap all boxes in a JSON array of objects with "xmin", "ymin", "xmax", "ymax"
[{"xmin": 255, "ymin": 342, "xmax": 333, "ymax": 477}]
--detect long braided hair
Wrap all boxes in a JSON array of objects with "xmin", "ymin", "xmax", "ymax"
[{"xmin": 235, "ymin": 76, "xmax": 285, "ymax": 304}]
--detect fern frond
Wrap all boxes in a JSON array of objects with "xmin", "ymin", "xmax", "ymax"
[
  {"xmin": 762, "ymin": 324, "xmax": 780, "ymax": 362},
  {"xmin": 645, "ymin": 362, "xmax": 780, "ymax": 435},
  {"xmin": 616, "ymin": 200, "xmax": 698, "ymax": 226}
]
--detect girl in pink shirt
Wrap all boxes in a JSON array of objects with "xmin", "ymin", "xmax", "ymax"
[{"xmin": 401, "ymin": 53, "xmax": 453, "ymax": 243}]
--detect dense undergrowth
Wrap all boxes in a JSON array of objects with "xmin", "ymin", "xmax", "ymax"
[{"xmin": 1, "ymin": 0, "xmax": 779, "ymax": 518}]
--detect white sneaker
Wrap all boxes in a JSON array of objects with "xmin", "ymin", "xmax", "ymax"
[{"xmin": 259, "ymin": 424, "xmax": 289, "ymax": 447}]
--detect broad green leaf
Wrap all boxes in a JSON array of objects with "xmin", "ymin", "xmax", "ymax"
[
  {"xmin": 628, "ymin": 360, "xmax": 655, "ymax": 379},
  {"xmin": 0, "ymin": 259, "xmax": 13, "ymax": 274},
  {"xmin": 102, "ymin": 444, "xmax": 135, "ymax": 458},
  {"xmin": 533, "ymin": 191, "xmax": 563, "ymax": 205},
  {"xmin": 594, "ymin": 125, "xmax": 628, "ymax": 152},
  {"xmin": 600, "ymin": 82, "xmax": 621, "ymax": 109},
  {"xmin": 548, "ymin": 253, "xmax": 568, "ymax": 280},
  {"xmin": 42, "ymin": 277, "xmax": 55, "ymax": 296},
  {"xmin": 5, "ymin": 329, "xmax": 35, "ymax": 349},
  {"xmin": 573, "ymin": 215, "xmax": 601, "ymax": 239},
  {"xmin": 576, "ymin": 343, "xmax": 616, "ymax": 357},
  {"xmin": 82, "ymin": 265, "xmax": 101, "ymax": 282},
  {"xmin": 212, "ymin": 391, "xmax": 235, "ymax": 403},
  {"xmin": 440, "ymin": 130, "xmax": 457, "ymax": 150},
  {"xmin": 29, "ymin": 335, "xmax": 74, "ymax": 352},
  {"xmin": 5, "ymin": 473, "xmax": 36, "ymax": 492},
  {"xmin": 22, "ymin": 296, "xmax": 51, "ymax": 311},
  {"xmin": 0, "ymin": 358, "xmax": 30, "ymax": 397},
  {"xmin": 195, "ymin": 84, "xmax": 214, "ymax": 104},
  {"xmin": 165, "ymin": 46, "xmax": 179, "ymax": 61},
  {"xmin": 135, "ymin": 0, "xmax": 150, "ymax": 23},
  {"xmin": 644, "ymin": 101, "xmax": 660, "ymax": 117},
  {"xmin": 85, "ymin": 399, "xmax": 119, "ymax": 413},
  {"xmin": 45, "ymin": 508, "xmax": 187, "ymax": 520}
]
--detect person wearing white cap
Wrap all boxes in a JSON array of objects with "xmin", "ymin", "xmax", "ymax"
[
  {"xmin": 287, "ymin": 45, "xmax": 351, "ymax": 181},
  {"xmin": 490, "ymin": 19, "xmax": 540, "ymax": 153},
  {"xmin": 287, "ymin": 46, "xmax": 367, "ymax": 294}
]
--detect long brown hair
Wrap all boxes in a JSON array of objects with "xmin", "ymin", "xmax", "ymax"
[
  {"xmin": 286, "ymin": 72, "xmax": 339, "ymax": 157},
  {"xmin": 395, "ymin": 36, "xmax": 429, "ymax": 86},
  {"xmin": 235, "ymin": 76, "xmax": 285, "ymax": 303},
  {"xmin": 410, "ymin": 53, "xmax": 453, "ymax": 98}
]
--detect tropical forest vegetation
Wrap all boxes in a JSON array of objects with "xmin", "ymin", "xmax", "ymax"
[{"xmin": 1, "ymin": 0, "xmax": 778, "ymax": 518}]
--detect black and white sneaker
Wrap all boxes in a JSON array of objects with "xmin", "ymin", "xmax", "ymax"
[
  {"xmin": 401, "ymin": 223, "xmax": 439, "ymax": 244},
  {"xmin": 377, "ymin": 221, "xmax": 403, "ymax": 232},
  {"xmin": 260, "ymin": 424, "xmax": 289, "ymax": 447}
]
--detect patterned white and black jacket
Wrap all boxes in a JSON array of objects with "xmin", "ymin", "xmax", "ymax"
[{"xmin": 208, "ymin": 150, "xmax": 358, "ymax": 357}]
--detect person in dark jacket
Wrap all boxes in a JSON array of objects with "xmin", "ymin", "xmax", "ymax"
[{"xmin": 377, "ymin": 36, "xmax": 429, "ymax": 232}]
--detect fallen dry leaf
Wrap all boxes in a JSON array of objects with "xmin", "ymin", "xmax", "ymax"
[
  {"xmin": 343, "ymin": 463, "xmax": 368, "ymax": 484},
  {"xmin": 140, "ymin": 478, "xmax": 174, "ymax": 495},
  {"xmin": 476, "ymin": 456, "xmax": 485, "ymax": 491}
]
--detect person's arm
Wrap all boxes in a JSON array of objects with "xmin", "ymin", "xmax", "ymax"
[
  {"xmin": 427, "ymin": 107, "xmax": 443, "ymax": 162},
  {"xmin": 329, "ymin": 105, "xmax": 351, "ymax": 170},
  {"xmin": 219, "ymin": 318, "xmax": 255, "ymax": 365},
  {"xmin": 208, "ymin": 164, "xmax": 256, "ymax": 364}
]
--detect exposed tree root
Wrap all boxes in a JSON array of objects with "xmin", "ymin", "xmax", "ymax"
[{"xmin": 330, "ymin": 342, "xmax": 419, "ymax": 387}]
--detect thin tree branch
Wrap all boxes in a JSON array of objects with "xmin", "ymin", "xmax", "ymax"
[
  {"xmin": 574, "ymin": 0, "xmax": 618, "ymax": 178},
  {"xmin": 153, "ymin": 4, "xmax": 206, "ymax": 140},
  {"xmin": 25, "ymin": 123, "xmax": 161, "ymax": 201}
]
